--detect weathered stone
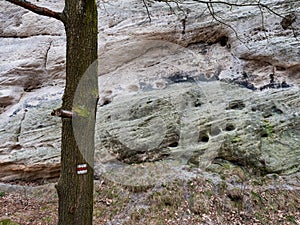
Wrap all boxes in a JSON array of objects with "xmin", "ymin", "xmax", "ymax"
[
  {"xmin": 96, "ymin": 81, "xmax": 300, "ymax": 179},
  {"xmin": 0, "ymin": 87, "xmax": 22, "ymax": 110},
  {"xmin": 0, "ymin": 0, "xmax": 300, "ymax": 181},
  {"xmin": 0, "ymin": 1, "xmax": 64, "ymax": 37},
  {"xmin": 0, "ymin": 87, "xmax": 62, "ymax": 181}
]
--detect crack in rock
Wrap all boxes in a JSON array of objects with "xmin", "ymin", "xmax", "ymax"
[
  {"xmin": 15, "ymin": 108, "xmax": 27, "ymax": 143},
  {"xmin": 44, "ymin": 40, "xmax": 53, "ymax": 70}
]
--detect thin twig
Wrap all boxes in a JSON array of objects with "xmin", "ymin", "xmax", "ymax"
[
  {"xmin": 206, "ymin": 2, "xmax": 246, "ymax": 46},
  {"xmin": 191, "ymin": 0, "xmax": 284, "ymax": 18},
  {"xmin": 143, "ymin": 0, "xmax": 152, "ymax": 22},
  {"xmin": 257, "ymin": 0, "xmax": 268, "ymax": 42}
]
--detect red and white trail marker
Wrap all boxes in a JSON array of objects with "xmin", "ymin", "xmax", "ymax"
[{"xmin": 77, "ymin": 164, "xmax": 88, "ymax": 175}]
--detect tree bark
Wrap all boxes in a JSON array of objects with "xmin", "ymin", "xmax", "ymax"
[
  {"xmin": 56, "ymin": 1, "xmax": 98, "ymax": 224},
  {"xmin": 4, "ymin": 1, "xmax": 98, "ymax": 223}
]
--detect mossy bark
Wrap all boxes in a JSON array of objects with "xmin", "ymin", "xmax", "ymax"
[{"xmin": 56, "ymin": 1, "xmax": 98, "ymax": 224}]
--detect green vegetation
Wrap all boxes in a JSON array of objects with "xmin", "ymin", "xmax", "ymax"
[
  {"xmin": 261, "ymin": 119, "xmax": 275, "ymax": 138},
  {"xmin": 286, "ymin": 215, "xmax": 298, "ymax": 225},
  {"xmin": 0, "ymin": 219, "xmax": 20, "ymax": 225},
  {"xmin": 230, "ymin": 135, "xmax": 242, "ymax": 143}
]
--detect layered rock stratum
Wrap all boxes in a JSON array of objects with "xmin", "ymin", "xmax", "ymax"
[{"xmin": 0, "ymin": 0, "xmax": 299, "ymax": 184}]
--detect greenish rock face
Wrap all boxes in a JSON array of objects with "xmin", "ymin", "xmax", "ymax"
[
  {"xmin": 0, "ymin": 81, "xmax": 299, "ymax": 182},
  {"xmin": 96, "ymin": 81, "xmax": 300, "ymax": 178},
  {"xmin": 96, "ymin": 92, "xmax": 181, "ymax": 164},
  {"xmin": 260, "ymin": 125, "xmax": 300, "ymax": 174}
]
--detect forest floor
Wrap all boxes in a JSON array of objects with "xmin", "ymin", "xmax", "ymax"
[{"xmin": 1, "ymin": 171, "xmax": 300, "ymax": 225}]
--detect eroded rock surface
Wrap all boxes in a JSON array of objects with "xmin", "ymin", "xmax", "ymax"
[
  {"xmin": 0, "ymin": 0, "xmax": 300, "ymax": 181},
  {"xmin": 96, "ymin": 81, "xmax": 300, "ymax": 182}
]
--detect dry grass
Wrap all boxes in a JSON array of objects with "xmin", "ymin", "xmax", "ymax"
[{"xmin": 1, "ymin": 172, "xmax": 300, "ymax": 225}]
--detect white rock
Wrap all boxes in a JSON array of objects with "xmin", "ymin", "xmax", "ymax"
[{"xmin": 0, "ymin": 0, "xmax": 300, "ymax": 181}]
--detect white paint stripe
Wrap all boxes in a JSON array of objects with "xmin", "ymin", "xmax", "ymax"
[
  {"xmin": 77, "ymin": 164, "xmax": 87, "ymax": 168},
  {"xmin": 77, "ymin": 170, "xmax": 88, "ymax": 174}
]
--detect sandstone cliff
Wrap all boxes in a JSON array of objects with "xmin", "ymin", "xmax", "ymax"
[{"xmin": 0, "ymin": 0, "xmax": 299, "ymax": 184}]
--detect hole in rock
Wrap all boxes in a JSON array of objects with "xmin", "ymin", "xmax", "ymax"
[
  {"xmin": 194, "ymin": 99, "xmax": 202, "ymax": 107},
  {"xmin": 219, "ymin": 36, "xmax": 228, "ymax": 47},
  {"xmin": 199, "ymin": 132, "xmax": 209, "ymax": 142},
  {"xmin": 271, "ymin": 106, "xmax": 283, "ymax": 114},
  {"xmin": 276, "ymin": 66, "xmax": 286, "ymax": 71},
  {"xmin": 168, "ymin": 141, "xmax": 179, "ymax": 148},
  {"xmin": 101, "ymin": 99, "xmax": 111, "ymax": 106},
  {"xmin": 226, "ymin": 100, "xmax": 245, "ymax": 110},
  {"xmin": 251, "ymin": 107, "xmax": 257, "ymax": 112},
  {"xmin": 225, "ymin": 123, "xmax": 235, "ymax": 131},
  {"xmin": 260, "ymin": 131, "xmax": 269, "ymax": 138}
]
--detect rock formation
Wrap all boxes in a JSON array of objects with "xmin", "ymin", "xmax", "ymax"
[{"xmin": 0, "ymin": 0, "xmax": 299, "ymax": 182}]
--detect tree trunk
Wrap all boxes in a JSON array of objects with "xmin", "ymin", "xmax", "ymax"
[{"xmin": 56, "ymin": 1, "xmax": 98, "ymax": 224}]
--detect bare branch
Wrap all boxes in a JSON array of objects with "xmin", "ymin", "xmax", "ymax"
[
  {"xmin": 5, "ymin": 0, "xmax": 64, "ymax": 22},
  {"xmin": 256, "ymin": 1, "xmax": 268, "ymax": 41},
  {"xmin": 190, "ymin": 0, "xmax": 284, "ymax": 18},
  {"xmin": 146, "ymin": 0, "xmax": 295, "ymax": 46},
  {"xmin": 206, "ymin": 2, "xmax": 246, "ymax": 45},
  {"xmin": 143, "ymin": 0, "xmax": 152, "ymax": 22}
]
